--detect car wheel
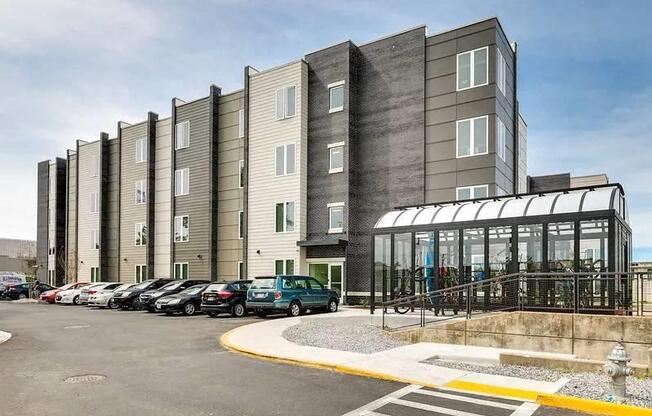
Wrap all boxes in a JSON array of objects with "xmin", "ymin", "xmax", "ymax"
[
  {"xmin": 165, "ymin": 311, "xmax": 173, "ymax": 316},
  {"xmin": 287, "ymin": 301, "xmax": 302, "ymax": 317},
  {"xmin": 146, "ymin": 306, "xmax": 155, "ymax": 313},
  {"xmin": 183, "ymin": 303, "xmax": 196, "ymax": 316},
  {"xmin": 327, "ymin": 298, "xmax": 338, "ymax": 313},
  {"xmin": 132, "ymin": 298, "xmax": 143, "ymax": 311},
  {"xmin": 232, "ymin": 302, "xmax": 246, "ymax": 318},
  {"xmin": 255, "ymin": 310, "xmax": 267, "ymax": 318},
  {"xmin": 73, "ymin": 295, "xmax": 80, "ymax": 305},
  {"xmin": 108, "ymin": 299, "xmax": 119, "ymax": 309},
  {"xmin": 18, "ymin": 293, "xmax": 27, "ymax": 300}
]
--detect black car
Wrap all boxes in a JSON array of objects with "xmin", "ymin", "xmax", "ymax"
[
  {"xmin": 201, "ymin": 280, "xmax": 252, "ymax": 317},
  {"xmin": 154, "ymin": 284, "xmax": 209, "ymax": 315},
  {"xmin": 140, "ymin": 279, "xmax": 210, "ymax": 312},
  {"xmin": 111, "ymin": 279, "xmax": 173, "ymax": 310},
  {"xmin": 4, "ymin": 283, "xmax": 54, "ymax": 300}
]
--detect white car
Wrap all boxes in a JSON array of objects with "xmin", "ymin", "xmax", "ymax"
[
  {"xmin": 55, "ymin": 283, "xmax": 91, "ymax": 305},
  {"xmin": 80, "ymin": 282, "xmax": 122, "ymax": 304},
  {"xmin": 88, "ymin": 283, "xmax": 135, "ymax": 308}
]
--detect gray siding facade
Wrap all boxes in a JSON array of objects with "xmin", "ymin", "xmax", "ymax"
[
  {"xmin": 36, "ymin": 161, "xmax": 49, "ymax": 282},
  {"xmin": 65, "ymin": 151, "xmax": 77, "ymax": 281}
]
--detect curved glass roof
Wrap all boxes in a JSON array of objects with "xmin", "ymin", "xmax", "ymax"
[{"xmin": 374, "ymin": 186, "xmax": 625, "ymax": 229}]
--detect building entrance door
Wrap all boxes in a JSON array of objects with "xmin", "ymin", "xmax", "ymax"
[{"xmin": 308, "ymin": 262, "xmax": 344, "ymax": 302}]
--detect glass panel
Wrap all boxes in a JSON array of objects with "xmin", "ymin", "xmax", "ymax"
[
  {"xmin": 473, "ymin": 117, "xmax": 487, "ymax": 154},
  {"xmin": 393, "ymin": 233, "xmax": 412, "ymax": 298},
  {"xmin": 374, "ymin": 235, "xmax": 391, "ymax": 301},
  {"xmin": 285, "ymin": 202, "xmax": 295, "ymax": 232},
  {"xmin": 285, "ymin": 259, "xmax": 294, "ymax": 275},
  {"xmin": 329, "ymin": 206, "xmax": 343, "ymax": 230},
  {"xmin": 548, "ymin": 222, "xmax": 575, "ymax": 272},
  {"xmin": 375, "ymin": 211, "xmax": 402, "ymax": 229},
  {"xmin": 275, "ymin": 146, "xmax": 285, "ymax": 176},
  {"xmin": 457, "ymin": 188, "xmax": 471, "ymax": 200},
  {"xmin": 182, "ymin": 216, "xmax": 189, "ymax": 241},
  {"xmin": 457, "ymin": 52, "xmax": 471, "ymax": 89},
  {"xmin": 489, "ymin": 226, "xmax": 512, "ymax": 278},
  {"xmin": 394, "ymin": 208, "xmax": 420, "ymax": 227},
  {"xmin": 457, "ymin": 120, "xmax": 471, "ymax": 156},
  {"xmin": 286, "ymin": 144, "xmax": 295, "ymax": 174},
  {"xmin": 526, "ymin": 194, "xmax": 556, "ymax": 216},
  {"xmin": 275, "ymin": 260, "xmax": 284, "ymax": 275},
  {"xmin": 581, "ymin": 188, "xmax": 614, "ymax": 212},
  {"xmin": 415, "ymin": 232, "xmax": 436, "ymax": 294},
  {"xmin": 473, "ymin": 186, "xmax": 487, "ymax": 199},
  {"xmin": 463, "ymin": 228, "xmax": 485, "ymax": 284},
  {"xmin": 276, "ymin": 89, "xmax": 284, "ymax": 119},
  {"xmin": 413, "ymin": 206, "xmax": 438, "ymax": 225},
  {"xmin": 285, "ymin": 86, "xmax": 296, "ymax": 117},
  {"xmin": 554, "ymin": 191, "xmax": 583, "ymax": 214},
  {"xmin": 500, "ymin": 196, "xmax": 534, "ymax": 218},
  {"xmin": 330, "ymin": 85, "xmax": 344, "ymax": 109},
  {"xmin": 330, "ymin": 265, "xmax": 342, "ymax": 297},
  {"xmin": 329, "ymin": 146, "xmax": 343, "ymax": 171},
  {"xmin": 473, "ymin": 48, "xmax": 487, "ymax": 86},
  {"xmin": 518, "ymin": 224, "xmax": 543, "ymax": 272},
  {"xmin": 476, "ymin": 200, "xmax": 503, "ymax": 221},
  {"xmin": 309, "ymin": 264, "xmax": 329, "ymax": 287},
  {"xmin": 579, "ymin": 219, "xmax": 609, "ymax": 271},
  {"xmin": 275, "ymin": 203, "xmax": 284, "ymax": 232},
  {"xmin": 455, "ymin": 203, "xmax": 481, "ymax": 222},
  {"xmin": 438, "ymin": 230, "xmax": 460, "ymax": 286},
  {"xmin": 434, "ymin": 205, "xmax": 462, "ymax": 224}
]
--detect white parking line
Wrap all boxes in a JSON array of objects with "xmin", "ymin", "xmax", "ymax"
[
  {"xmin": 412, "ymin": 388, "xmax": 520, "ymax": 410},
  {"xmin": 340, "ymin": 384, "xmax": 422, "ymax": 416},
  {"xmin": 393, "ymin": 398, "xmax": 487, "ymax": 416}
]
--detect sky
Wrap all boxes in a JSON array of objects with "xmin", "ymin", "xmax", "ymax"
[{"xmin": 0, "ymin": 0, "xmax": 650, "ymax": 260}]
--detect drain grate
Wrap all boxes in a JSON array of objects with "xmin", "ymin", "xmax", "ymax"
[{"xmin": 64, "ymin": 374, "xmax": 107, "ymax": 384}]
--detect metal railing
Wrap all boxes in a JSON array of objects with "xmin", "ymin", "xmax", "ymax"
[{"xmin": 374, "ymin": 271, "xmax": 650, "ymax": 330}]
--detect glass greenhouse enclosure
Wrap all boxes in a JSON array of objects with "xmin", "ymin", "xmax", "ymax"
[{"xmin": 371, "ymin": 184, "xmax": 632, "ymax": 314}]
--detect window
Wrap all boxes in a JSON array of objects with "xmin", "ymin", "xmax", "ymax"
[
  {"xmin": 328, "ymin": 80, "xmax": 345, "ymax": 113},
  {"xmin": 456, "ymin": 115, "xmax": 488, "ymax": 157},
  {"xmin": 238, "ymin": 109, "xmax": 245, "ymax": 138},
  {"xmin": 174, "ymin": 262, "xmax": 189, "ymax": 280},
  {"xmin": 275, "ymin": 202, "xmax": 295, "ymax": 233},
  {"xmin": 274, "ymin": 259, "xmax": 294, "ymax": 275},
  {"xmin": 175, "ymin": 121, "xmax": 190, "ymax": 150},
  {"xmin": 175, "ymin": 168, "xmax": 189, "ymax": 196},
  {"xmin": 238, "ymin": 210, "xmax": 244, "ymax": 239},
  {"xmin": 135, "ymin": 137, "xmax": 147, "ymax": 163},
  {"xmin": 134, "ymin": 180, "xmax": 147, "ymax": 204},
  {"xmin": 457, "ymin": 46, "xmax": 488, "ymax": 90},
  {"xmin": 496, "ymin": 48, "xmax": 507, "ymax": 96},
  {"xmin": 328, "ymin": 142, "xmax": 344, "ymax": 174},
  {"xmin": 456, "ymin": 185, "xmax": 488, "ymax": 200},
  {"xmin": 239, "ymin": 160, "xmax": 245, "ymax": 188},
  {"xmin": 134, "ymin": 223, "xmax": 147, "ymax": 246},
  {"xmin": 90, "ymin": 229, "xmax": 99, "ymax": 250},
  {"xmin": 275, "ymin": 86, "xmax": 296, "ymax": 120},
  {"xmin": 496, "ymin": 118, "xmax": 506, "ymax": 162},
  {"xmin": 90, "ymin": 192, "xmax": 99, "ymax": 213},
  {"xmin": 135, "ymin": 265, "xmax": 147, "ymax": 283},
  {"xmin": 328, "ymin": 202, "xmax": 344, "ymax": 233},
  {"xmin": 294, "ymin": 276, "xmax": 307, "ymax": 289},
  {"xmin": 90, "ymin": 267, "xmax": 100, "ymax": 283},
  {"xmin": 174, "ymin": 215, "xmax": 189, "ymax": 243},
  {"xmin": 90, "ymin": 155, "xmax": 99, "ymax": 177},
  {"xmin": 275, "ymin": 143, "xmax": 295, "ymax": 176},
  {"xmin": 238, "ymin": 261, "xmax": 244, "ymax": 279}
]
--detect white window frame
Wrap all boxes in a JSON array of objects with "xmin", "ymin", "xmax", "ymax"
[
  {"xmin": 90, "ymin": 192, "xmax": 99, "ymax": 213},
  {"xmin": 496, "ymin": 47, "xmax": 507, "ymax": 97},
  {"xmin": 274, "ymin": 143, "xmax": 296, "ymax": 177},
  {"xmin": 239, "ymin": 160, "xmax": 245, "ymax": 188},
  {"xmin": 90, "ymin": 267, "xmax": 100, "ymax": 283},
  {"xmin": 134, "ymin": 180, "xmax": 147, "ymax": 205},
  {"xmin": 456, "ymin": 46, "xmax": 489, "ymax": 91},
  {"xmin": 328, "ymin": 80, "xmax": 345, "ymax": 113},
  {"xmin": 90, "ymin": 229, "xmax": 99, "ymax": 250},
  {"xmin": 134, "ymin": 223, "xmax": 146, "ymax": 246},
  {"xmin": 496, "ymin": 118, "xmax": 507, "ymax": 162},
  {"xmin": 90, "ymin": 155, "xmax": 99, "ymax": 177},
  {"xmin": 135, "ymin": 264, "xmax": 147, "ymax": 283},
  {"xmin": 274, "ymin": 259, "xmax": 295, "ymax": 275},
  {"xmin": 275, "ymin": 201, "xmax": 295, "ymax": 233},
  {"xmin": 175, "ymin": 121, "xmax": 190, "ymax": 150},
  {"xmin": 328, "ymin": 141, "xmax": 345, "ymax": 174},
  {"xmin": 174, "ymin": 262, "xmax": 189, "ymax": 280},
  {"xmin": 456, "ymin": 115, "xmax": 489, "ymax": 158},
  {"xmin": 275, "ymin": 85, "xmax": 296, "ymax": 120},
  {"xmin": 135, "ymin": 137, "xmax": 147, "ymax": 163},
  {"xmin": 456, "ymin": 185, "xmax": 489, "ymax": 200},
  {"xmin": 327, "ymin": 202, "xmax": 345, "ymax": 234},
  {"xmin": 238, "ymin": 109, "xmax": 245, "ymax": 138},
  {"xmin": 238, "ymin": 210, "xmax": 244, "ymax": 239},
  {"xmin": 173, "ymin": 215, "xmax": 189, "ymax": 243},
  {"xmin": 175, "ymin": 168, "xmax": 189, "ymax": 196}
]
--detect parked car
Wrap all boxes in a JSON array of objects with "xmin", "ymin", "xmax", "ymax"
[
  {"xmin": 2, "ymin": 282, "xmax": 54, "ymax": 300},
  {"xmin": 40, "ymin": 282, "xmax": 87, "ymax": 304},
  {"xmin": 154, "ymin": 284, "xmax": 210, "ymax": 315},
  {"xmin": 56, "ymin": 282, "xmax": 91, "ymax": 305},
  {"xmin": 88, "ymin": 283, "xmax": 135, "ymax": 309},
  {"xmin": 111, "ymin": 278, "xmax": 173, "ymax": 310},
  {"xmin": 140, "ymin": 279, "xmax": 210, "ymax": 312},
  {"xmin": 246, "ymin": 275, "xmax": 339, "ymax": 317},
  {"xmin": 201, "ymin": 280, "xmax": 252, "ymax": 317},
  {"xmin": 80, "ymin": 282, "xmax": 123, "ymax": 305}
]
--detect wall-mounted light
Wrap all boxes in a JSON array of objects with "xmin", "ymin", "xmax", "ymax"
[
  {"xmin": 123, "ymin": 258, "xmax": 128, "ymax": 262},
  {"xmin": 197, "ymin": 254, "xmax": 202, "ymax": 259},
  {"xmin": 256, "ymin": 250, "xmax": 261, "ymax": 255}
]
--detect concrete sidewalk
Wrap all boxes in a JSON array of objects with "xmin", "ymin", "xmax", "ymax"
[{"xmin": 221, "ymin": 308, "xmax": 652, "ymax": 416}]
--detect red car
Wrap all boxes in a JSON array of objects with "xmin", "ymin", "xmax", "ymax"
[{"xmin": 40, "ymin": 282, "xmax": 87, "ymax": 304}]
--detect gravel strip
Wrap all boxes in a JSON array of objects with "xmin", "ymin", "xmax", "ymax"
[
  {"xmin": 422, "ymin": 358, "xmax": 652, "ymax": 408},
  {"xmin": 282, "ymin": 316, "xmax": 407, "ymax": 354}
]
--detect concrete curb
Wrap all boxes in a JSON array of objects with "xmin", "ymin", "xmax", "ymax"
[
  {"xmin": 0, "ymin": 330, "xmax": 11, "ymax": 345},
  {"xmin": 220, "ymin": 326, "xmax": 652, "ymax": 416}
]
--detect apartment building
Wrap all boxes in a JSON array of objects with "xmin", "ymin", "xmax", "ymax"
[{"xmin": 37, "ymin": 17, "xmax": 526, "ymax": 301}]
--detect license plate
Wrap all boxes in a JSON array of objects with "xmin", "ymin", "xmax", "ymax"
[
  {"xmin": 254, "ymin": 292, "xmax": 267, "ymax": 299},
  {"xmin": 206, "ymin": 296, "xmax": 216, "ymax": 301}
]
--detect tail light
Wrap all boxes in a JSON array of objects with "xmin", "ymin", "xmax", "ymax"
[
  {"xmin": 88, "ymin": 290, "xmax": 96, "ymax": 295},
  {"xmin": 216, "ymin": 291, "xmax": 232, "ymax": 299},
  {"xmin": 274, "ymin": 291, "xmax": 282, "ymax": 300}
]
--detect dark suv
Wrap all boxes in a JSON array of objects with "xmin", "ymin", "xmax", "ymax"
[
  {"xmin": 201, "ymin": 280, "xmax": 252, "ymax": 317},
  {"xmin": 246, "ymin": 275, "xmax": 339, "ymax": 317},
  {"xmin": 140, "ymin": 279, "xmax": 210, "ymax": 312},
  {"xmin": 111, "ymin": 279, "xmax": 173, "ymax": 310}
]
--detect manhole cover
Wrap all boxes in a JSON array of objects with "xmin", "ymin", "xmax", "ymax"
[{"xmin": 64, "ymin": 374, "xmax": 107, "ymax": 384}]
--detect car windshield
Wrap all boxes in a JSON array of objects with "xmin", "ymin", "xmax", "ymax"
[
  {"xmin": 59, "ymin": 283, "xmax": 74, "ymax": 290},
  {"xmin": 180, "ymin": 285, "xmax": 207, "ymax": 295},
  {"xmin": 132, "ymin": 281, "xmax": 154, "ymax": 290},
  {"xmin": 115, "ymin": 284, "xmax": 133, "ymax": 291},
  {"xmin": 250, "ymin": 278, "xmax": 276, "ymax": 289},
  {"xmin": 160, "ymin": 281, "xmax": 184, "ymax": 291}
]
